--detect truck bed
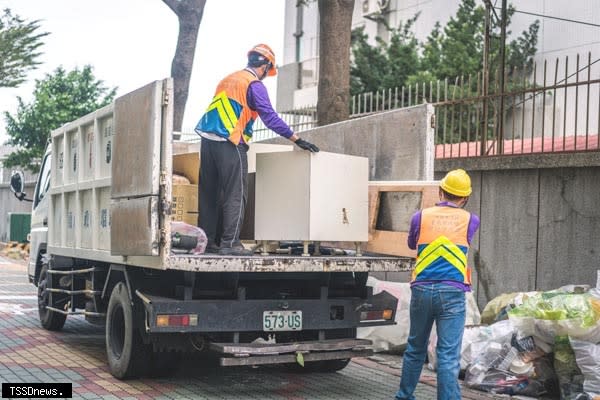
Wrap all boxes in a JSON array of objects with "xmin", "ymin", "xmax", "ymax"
[{"xmin": 46, "ymin": 79, "xmax": 413, "ymax": 274}]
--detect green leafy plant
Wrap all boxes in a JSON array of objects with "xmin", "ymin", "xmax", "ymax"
[
  {"xmin": 3, "ymin": 65, "xmax": 117, "ymax": 172},
  {"xmin": 0, "ymin": 8, "xmax": 48, "ymax": 88}
]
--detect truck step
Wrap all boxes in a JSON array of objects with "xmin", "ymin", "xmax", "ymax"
[{"xmin": 45, "ymin": 306, "xmax": 105, "ymax": 317}]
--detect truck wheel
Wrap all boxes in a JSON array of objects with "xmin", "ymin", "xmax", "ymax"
[
  {"xmin": 37, "ymin": 264, "xmax": 67, "ymax": 331},
  {"xmin": 106, "ymin": 282, "xmax": 149, "ymax": 379},
  {"xmin": 286, "ymin": 358, "xmax": 351, "ymax": 373}
]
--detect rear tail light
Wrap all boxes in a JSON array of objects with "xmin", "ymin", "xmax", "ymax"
[
  {"xmin": 360, "ymin": 309, "xmax": 394, "ymax": 321},
  {"xmin": 382, "ymin": 309, "xmax": 394, "ymax": 320},
  {"xmin": 156, "ymin": 314, "xmax": 198, "ymax": 327}
]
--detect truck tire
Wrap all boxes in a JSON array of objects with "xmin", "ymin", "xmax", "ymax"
[
  {"xmin": 37, "ymin": 264, "xmax": 67, "ymax": 331},
  {"xmin": 106, "ymin": 282, "xmax": 150, "ymax": 379}
]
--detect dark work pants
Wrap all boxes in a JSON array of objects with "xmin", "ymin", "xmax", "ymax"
[{"xmin": 198, "ymin": 137, "xmax": 248, "ymax": 249}]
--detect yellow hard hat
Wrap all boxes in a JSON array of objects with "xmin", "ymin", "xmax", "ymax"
[{"xmin": 440, "ymin": 169, "xmax": 472, "ymax": 197}]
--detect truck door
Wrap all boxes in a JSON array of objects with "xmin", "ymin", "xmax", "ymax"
[{"xmin": 110, "ymin": 79, "xmax": 173, "ymax": 256}]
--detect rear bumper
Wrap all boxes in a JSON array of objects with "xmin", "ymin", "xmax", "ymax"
[
  {"xmin": 212, "ymin": 338, "xmax": 373, "ymax": 367},
  {"xmin": 137, "ymin": 290, "xmax": 398, "ymax": 333}
]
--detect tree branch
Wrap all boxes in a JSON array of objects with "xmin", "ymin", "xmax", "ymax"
[{"xmin": 162, "ymin": 0, "xmax": 181, "ymax": 16}]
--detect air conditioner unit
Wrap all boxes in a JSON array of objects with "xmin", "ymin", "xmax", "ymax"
[{"xmin": 362, "ymin": 0, "xmax": 391, "ymax": 19}]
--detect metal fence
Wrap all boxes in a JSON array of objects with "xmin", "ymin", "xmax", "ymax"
[
  {"xmin": 177, "ymin": 106, "xmax": 317, "ymax": 143},
  {"xmin": 434, "ymin": 52, "xmax": 600, "ymax": 158},
  {"xmin": 187, "ymin": 53, "xmax": 600, "ymax": 159},
  {"xmin": 252, "ymin": 105, "xmax": 317, "ymax": 142}
]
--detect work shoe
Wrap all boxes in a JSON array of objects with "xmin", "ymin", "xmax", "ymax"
[
  {"xmin": 204, "ymin": 243, "xmax": 220, "ymax": 254},
  {"xmin": 219, "ymin": 246, "xmax": 253, "ymax": 256}
]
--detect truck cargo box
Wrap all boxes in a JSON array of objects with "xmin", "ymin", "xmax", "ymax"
[{"xmin": 47, "ymin": 78, "xmax": 412, "ymax": 273}]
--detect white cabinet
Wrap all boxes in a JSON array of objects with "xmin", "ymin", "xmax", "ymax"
[
  {"xmin": 247, "ymin": 143, "xmax": 293, "ymax": 173},
  {"xmin": 255, "ymin": 151, "xmax": 368, "ymax": 242}
]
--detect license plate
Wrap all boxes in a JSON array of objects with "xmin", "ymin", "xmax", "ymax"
[{"xmin": 263, "ymin": 310, "xmax": 302, "ymax": 332}]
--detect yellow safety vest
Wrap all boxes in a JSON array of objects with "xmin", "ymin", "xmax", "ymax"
[
  {"xmin": 411, "ymin": 206, "xmax": 472, "ymax": 285},
  {"xmin": 196, "ymin": 70, "xmax": 259, "ymax": 145}
]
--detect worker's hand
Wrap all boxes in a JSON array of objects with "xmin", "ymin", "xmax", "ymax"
[{"xmin": 295, "ymin": 138, "xmax": 320, "ymax": 153}]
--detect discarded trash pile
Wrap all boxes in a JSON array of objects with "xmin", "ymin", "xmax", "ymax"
[
  {"xmin": 431, "ymin": 283, "xmax": 600, "ymax": 399},
  {"xmin": 0, "ymin": 241, "xmax": 30, "ymax": 260}
]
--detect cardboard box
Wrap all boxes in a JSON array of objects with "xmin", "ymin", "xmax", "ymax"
[
  {"xmin": 173, "ymin": 152, "xmax": 200, "ymax": 184},
  {"xmin": 171, "ymin": 184, "xmax": 198, "ymax": 225},
  {"xmin": 172, "ymin": 152, "xmax": 199, "ymax": 225}
]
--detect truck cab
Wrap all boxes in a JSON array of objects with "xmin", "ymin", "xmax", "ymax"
[{"xmin": 10, "ymin": 146, "xmax": 52, "ymax": 285}]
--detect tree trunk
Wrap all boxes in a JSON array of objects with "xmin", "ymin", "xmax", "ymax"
[
  {"xmin": 162, "ymin": 0, "xmax": 207, "ymax": 132},
  {"xmin": 316, "ymin": 0, "xmax": 354, "ymax": 126}
]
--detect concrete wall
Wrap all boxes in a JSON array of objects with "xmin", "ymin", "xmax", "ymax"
[
  {"xmin": 437, "ymin": 152, "xmax": 600, "ymax": 309},
  {"xmin": 265, "ymin": 104, "xmax": 435, "ymax": 181},
  {"xmin": 0, "ymin": 183, "xmax": 36, "ymax": 242}
]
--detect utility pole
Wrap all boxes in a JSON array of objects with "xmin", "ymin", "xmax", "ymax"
[
  {"xmin": 497, "ymin": 0, "xmax": 508, "ymax": 154},
  {"xmin": 481, "ymin": 1, "xmax": 491, "ymax": 155}
]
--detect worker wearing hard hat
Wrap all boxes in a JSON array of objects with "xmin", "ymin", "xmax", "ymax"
[
  {"xmin": 195, "ymin": 44, "xmax": 319, "ymax": 256},
  {"xmin": 396, "ymin": 169, "xmax": 480, "ymax": 400}
]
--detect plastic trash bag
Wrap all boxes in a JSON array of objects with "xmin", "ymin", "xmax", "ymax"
[
  {"xmin": 428, "ymin": 318, "xmax": 512, "ymax": 372},
  {"xmin": 509, "ymin": 292, "xmax": 600, "ymax": 344},
  {"xmin": 464, "ymin": 333, "xmax": 557, "ymax": 397},
  {"xmin": 468, "ymin": 369, "xmax": 530, "ymax": 395},
  {"xmin": 464, "ymin": 334, "xmax": 518, "ymax": 388},
  {"xmin": 170, "ymin": 221, "xmax": 207, "ymax": 255},
  {"xmin": 481, "ymin": 292, "xmax": 538, "ymax": 325},
  {"xmin": 357, "ymin": 277, "xmax": 411, "ymax": 353},
  {"xmin": 569, "ymin": 339, "xmax": 600, "ymax": 398},
  {"xmin": 590, "ymin": 271, "xmax": 600, "ymax": 300},
  {"xmin": 554, "ymin": 335, "xmax": 587, "ymax": 399}
]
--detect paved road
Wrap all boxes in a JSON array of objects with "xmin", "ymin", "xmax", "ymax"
[{"xmin": 0, "ymin": 255, "xmax": 496, "ymax": 400}]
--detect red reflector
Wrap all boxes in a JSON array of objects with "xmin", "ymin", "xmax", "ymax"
[
  {"xmin": 360, "ymin": 311, "xmax": 384, "ymax": 321},
  {"xmin": 169, "ymin": 314, "xmax": 190, "ymax": 326},
  {"xmin": 157, "ymin": 314, "xmax": 191, "ymax": 327}
]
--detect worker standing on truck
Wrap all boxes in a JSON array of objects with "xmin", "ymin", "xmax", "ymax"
[
  {"xmin": 195, "ymin": 44, "xmax": 319, "ymax": 256},
  {"xmin": 395, "ymin": 169, "xmax": 480, "ymax": 400}
]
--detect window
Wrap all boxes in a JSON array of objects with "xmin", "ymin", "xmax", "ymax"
[{"xmin": 34, "ymin": 153, "xmax": 52, "ymax": 208}]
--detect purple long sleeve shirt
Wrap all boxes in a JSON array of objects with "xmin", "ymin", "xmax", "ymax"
[
  {"xmin": 247, "ymin": 79, "xmax": 293, "ymax": 139},
  {"xmin": 409, "ymin": 201, "xmax": 480, "ymax": 292}
]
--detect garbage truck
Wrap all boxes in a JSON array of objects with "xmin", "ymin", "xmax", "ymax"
[{"xmin": 10, "ymin": 78, "xmax": 412, "ymax": 379}]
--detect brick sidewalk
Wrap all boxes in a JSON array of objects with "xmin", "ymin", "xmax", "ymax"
[{"xmin": 0, "ymin": 257, "xmax": 500, "ymax": 399}]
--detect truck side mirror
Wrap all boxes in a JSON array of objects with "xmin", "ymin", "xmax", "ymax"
[{"xmin": 10, "ymin": 170, "xmax": 28, "ymax": 201}]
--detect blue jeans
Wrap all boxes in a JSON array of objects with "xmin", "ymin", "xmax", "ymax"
[{"xmin": 395, "ymin": 283, "xmax": 466, "ymax": 400}]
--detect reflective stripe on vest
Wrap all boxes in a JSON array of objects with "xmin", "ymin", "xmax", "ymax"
[
  {"xmin": 413, "ymin": 236, "xmax": 467, "ymax": 278},
  {"xmin": 196, "ymin": 70, "xmax": 258, "ymax": 145},
  {"xmin": 412, "ymin": 206, "xmax": 472, "ymax": 284}
]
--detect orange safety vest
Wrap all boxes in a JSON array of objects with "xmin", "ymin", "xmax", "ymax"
[
  {"xmin": 196, "ymin": 70, "xmax": 259, "ymax": 145},
  {"xmin": 411, "ymin": 206, "xmax": 472, "ymax": 285}
]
